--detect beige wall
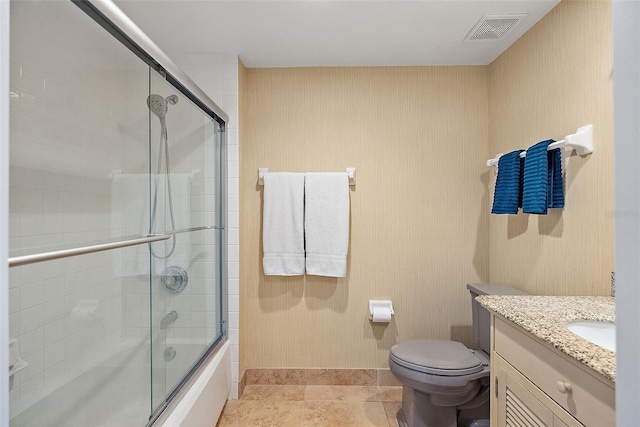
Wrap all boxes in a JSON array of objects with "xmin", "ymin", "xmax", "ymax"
[
  {"xmin": 488, "ymin": 0, "xmax": 613, "ymax": 296},
  {"xmin": 238, "ymin": 0, "xmax": 614, "ymax": 372},
  {"xmin": 240, "ymin": 67, "xmax": 490, "ymax": 371}
]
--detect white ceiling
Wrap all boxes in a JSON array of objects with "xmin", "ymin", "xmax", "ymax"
[{"xmin": 114, "ymin": 0, "xmax": 560, "ymax": 68}]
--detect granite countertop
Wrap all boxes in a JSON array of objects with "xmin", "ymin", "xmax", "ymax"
[{"xmin": 476, "ymin": 295, "xmax": 615, "ymax": 382}]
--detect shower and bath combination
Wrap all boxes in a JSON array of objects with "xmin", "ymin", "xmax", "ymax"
[{"xmin": 8, "ymin": 2, "xmax": 228, "ymax": 425}]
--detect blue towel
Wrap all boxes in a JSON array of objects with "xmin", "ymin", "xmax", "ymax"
[
  {"xmin": 548, "ymin": 148, "xmax": 565, "ymax": 209},
  {"xmin": 522, "ymin": 140, "xmax": 564, "ymax": 214},
  {"xmin": 491, "ymin": 150, "xmax": 524, "ymax": 215}
]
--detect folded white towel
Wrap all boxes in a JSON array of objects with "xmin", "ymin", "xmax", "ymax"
[
  {"xmin": 305, "ymin": 172, "xmax": 350, "ymax": 277},
  {"xmin": 262, "ymin": 172, "xmax": 306, "ymax": 276}
]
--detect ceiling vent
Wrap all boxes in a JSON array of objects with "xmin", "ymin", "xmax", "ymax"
[{"xmin": 465, "ymin": 14, "xmax": 528, "ymax": 41}]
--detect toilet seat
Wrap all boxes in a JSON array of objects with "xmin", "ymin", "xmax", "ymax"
[{"xmin": 390, "ymin": 339, "xmax": 484, "ymax": 376}]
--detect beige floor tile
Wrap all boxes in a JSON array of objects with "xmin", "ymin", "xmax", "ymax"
[
  {"xmin": 305, "ymin": 369, "xmax": 377, "ymax": 386},
  {"xmin": 377, "ymin": 386, "xmax": 402, "ymax": 402},
  {"xmin": 302, "ymin": 401, "xmax": 389, "ymax": 427},
  {"xmin": 305, "ymin": 385, "xmax": 382, "ymax": 402},
  {"xmin": 241, "ymin": 385, "xmax": 306, "ymax": 401},
  {"xmin": 304, "ymin": 385, "xmax": 402, "ymax": 403},
  {"xmin": 383, "ymin": 402, "xmax": 402, "ymax": 427},
  {"xmin": 216, "ymin": 400, "xmax": 304, "ymax": 427}
]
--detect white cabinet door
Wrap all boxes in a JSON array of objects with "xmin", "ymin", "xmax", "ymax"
[{"xmin": 495, "ymin": 355, "xmax": 554, "ymax": 426}]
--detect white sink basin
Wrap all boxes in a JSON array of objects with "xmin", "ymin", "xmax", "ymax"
[{"xmin": 566, "ymin": 320, "xmax": 615, "ymax": 352}]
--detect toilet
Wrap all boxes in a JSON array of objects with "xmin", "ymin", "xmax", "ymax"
[{"xmin": 389, "ymin": 283, "xmax": 527, "ymax": 427}]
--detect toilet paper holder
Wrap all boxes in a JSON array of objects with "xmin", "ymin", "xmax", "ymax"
[{"xmin": 369, "ymin": 300, "xmax": 394, "ymax": 322}]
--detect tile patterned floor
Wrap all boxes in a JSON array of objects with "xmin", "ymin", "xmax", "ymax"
[{"xmin": 216, "ymin": 385, "xmax": 402, "ymax": 427}]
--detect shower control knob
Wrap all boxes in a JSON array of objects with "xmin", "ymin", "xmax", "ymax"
[{"xmin": 161, "ymin": 266, "xmax": 188, "ymax": 294}]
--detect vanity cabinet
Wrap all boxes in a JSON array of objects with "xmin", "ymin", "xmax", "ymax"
[{"xmin": 490, "ymin": 317, "xmax": 615, "ymax": 427}]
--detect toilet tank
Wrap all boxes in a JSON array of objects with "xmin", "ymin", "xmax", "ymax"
[{"xmin": 466, "ymin": 283, "xmax": 528, "ymax": 354}]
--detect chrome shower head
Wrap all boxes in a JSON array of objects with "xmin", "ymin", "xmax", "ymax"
[
  {"xmin": 147, "ymin": 94, "xmax": 167, "ymax": 119},
  {"xmin": 147, "ymin": 94, "xmax": 179, "ymax": 119}
]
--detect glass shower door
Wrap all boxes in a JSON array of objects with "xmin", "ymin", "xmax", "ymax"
[
  {"xmin": 8, "ymin": 1, "xmax": 154, "ymax": 425},
  {"xmin": 8, "ymin": 1, "xmax": 225, "ymax": 425},
  {"xmin": 148, "ymin": 71, "xmax": 224, "ymax": 417}
]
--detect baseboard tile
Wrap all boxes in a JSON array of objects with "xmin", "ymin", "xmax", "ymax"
[{"xmin": 243, "ymin": 368, "xmax": 399, "ymax": 387}]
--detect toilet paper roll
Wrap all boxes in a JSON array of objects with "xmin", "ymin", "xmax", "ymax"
[{"xmin": 371, "ymin": 306, "xmax": 392, "ymax": 323}]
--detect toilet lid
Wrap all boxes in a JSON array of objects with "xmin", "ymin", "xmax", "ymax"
[{"xmin": 390, "ymin": 339, "xmax": 484, "ymax": 376}]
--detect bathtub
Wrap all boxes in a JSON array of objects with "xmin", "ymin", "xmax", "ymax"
[
  {"xmin": 155, "ymin": 340, "xmax": 231, "ymax": 427},
  {"xmin": 9, "ymin": 338, "xmax": 230, "ymax": 427}
]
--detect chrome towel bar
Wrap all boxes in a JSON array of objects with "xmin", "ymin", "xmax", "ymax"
[{"xmin": 8, "ymin": 234, "xmax": 170, "ymax": 267}]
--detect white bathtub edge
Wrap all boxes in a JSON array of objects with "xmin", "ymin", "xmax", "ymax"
[{"xmin": 159, "ymin": 340, "xmax": 231, "ymax": 427}]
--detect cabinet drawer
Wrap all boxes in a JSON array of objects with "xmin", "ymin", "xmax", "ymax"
[{"xmin": 494, "ymin": 317, "xmax": 615, "ymax": 427}]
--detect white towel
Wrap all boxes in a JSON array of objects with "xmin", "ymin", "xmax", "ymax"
[
  {"xmin": 262, "ymin": 172, "xmax": 306, "ymax": 276},
  {"xmin": 304, "ymin": 172, "xmax": 350, "ymax": 277}
]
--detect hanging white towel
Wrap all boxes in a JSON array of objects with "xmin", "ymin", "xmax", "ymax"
[
  {"xmin": 262, "ymin": 172, "xmax": 306, "ymax": 276},
  {"xmin": 305, "ymin": 172, "xmax": 350, "ymax": 277}
]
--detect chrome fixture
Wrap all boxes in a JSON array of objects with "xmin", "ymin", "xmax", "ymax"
[
  {"xmin": 147, "ymin": 94, "xmax": 178, "ymax": 120},
  {"xmin": 9, "ymin": 234, "xmax": 170, "ymax": 267},
  {"xmin": 148, "ymin": 93, "xmax": 179, "ymax": 259},
  {"xmin": 160, "ymin": 310, "xmax": 179, "ymax": 330},
  {"xmin": 161, "ymin": 266, "xmax": 188, "ymax": 294}
]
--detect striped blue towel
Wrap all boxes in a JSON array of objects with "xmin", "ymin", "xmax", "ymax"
[
  {"xmin": 491, "ymin": 150, "xmax": 524, "ymax": 215},
  {"xmin": 522, "ymin": 140, "xmax": 564, "ymax": 214},
  {"xmin": 548, "ymin": 148, "xmax": 565, "ymax": 209}
]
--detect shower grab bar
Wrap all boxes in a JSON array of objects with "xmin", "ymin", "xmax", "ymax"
[{"xmin": 8, "ymin": 234, "xmax": 170, "ymax": 267}]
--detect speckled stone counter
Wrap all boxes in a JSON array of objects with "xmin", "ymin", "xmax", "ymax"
[{"xmin": 476, "ymin": 295, "xmax": 615, "ymax": 382}]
